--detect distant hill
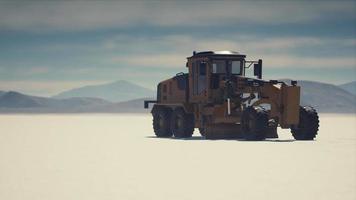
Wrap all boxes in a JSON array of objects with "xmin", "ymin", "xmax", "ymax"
[
  {"xmin": 81, "ymin": 98, "xmax": 154, "ymax": 113},
  {"xmin": 0, "ymin": 79, "xmax": 355, "ymax": 113},
  {"xmin": 0, "ymin": 91, "xmax": 113, "ymax": 113},
  {"xmin": 281, "ymin": 80, "xmax": 355, "ymax": 113},
  {"xmin": 339, "ymin": 81, "xmax": 356, "ymax": 96},
  {"xmin": 0, "ymin": 91, "xmax": 42, "ymax": 108},
  {"xmin": 53, "ymin": 80, "xmax": 154, "ymax": 102},
  {"xmin": 0, "ymin": 91, "xmax": 5, "ymax": 97}
]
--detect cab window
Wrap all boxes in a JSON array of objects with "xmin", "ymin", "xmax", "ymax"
[
  {"xmin": 212, "ymin": 60, "xmax": 226, "ymax": 74},
  {"xmin": 231, "ymin": 60, "xmax": 241, "ymax": 74},
  {"xmin": 199, "ymin": 62, "xmax": 207, "ymax": 75}
]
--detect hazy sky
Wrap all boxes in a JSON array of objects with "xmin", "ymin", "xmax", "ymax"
[{"xmin": 0, "ymin": 0, "xmax": 355, "ymax": 96}]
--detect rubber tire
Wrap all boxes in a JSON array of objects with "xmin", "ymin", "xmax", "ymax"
[
  {"xmin": 171, "ymin": 108, "xmax": 194, "ymax": 138},
  {"xmin": 291, "ymin": 106, "xmax": 319, "ymax": 140},
  {"xmin": 198, "ymin": 128, "xmax": 206, "ymax": 137},
  {"xmin": 152, "ymin": 108, "xmax": 172, "ymax": 137},
  {"xmin": 265, "ymin": 126, "xmax": 278, "ymax": 138},
  {"xmin": 241, "ymin": 106, "xmax": 269, "ymax": 141}
]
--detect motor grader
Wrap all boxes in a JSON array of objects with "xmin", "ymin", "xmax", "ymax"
[{"xmin": 144, "ymin": 51, "xmax": 319, "ymax": 140}]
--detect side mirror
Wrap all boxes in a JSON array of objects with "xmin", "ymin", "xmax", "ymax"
[{"xmin": 254, "ymin": 59, "xmax": 262, "ymax": 79}]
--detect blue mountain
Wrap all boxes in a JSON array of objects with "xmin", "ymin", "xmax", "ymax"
[
  {"xmin": 53, "ymin": 80, "xmax": 154, "ymax": 102},
  {"xmin": 339, "ymin": 81, "xmax": 356, "ymax": 96}
]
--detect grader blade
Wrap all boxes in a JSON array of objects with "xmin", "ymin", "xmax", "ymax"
[{"xmin": 204, "ymin": 124, "xmax": 243, "ymax": 139}]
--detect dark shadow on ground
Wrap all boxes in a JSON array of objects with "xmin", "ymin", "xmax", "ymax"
[
  {"xmin": 146, "ymin": 135, "xmax": 295, "ymax": 142},
  {"xmin": 145, "ymin": 135, "xmax": 205, "ymax": 140}
]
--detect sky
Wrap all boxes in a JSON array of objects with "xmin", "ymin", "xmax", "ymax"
[{"xmin": 0, "ymin": 0, "xmax": 355, "ymax": 96}]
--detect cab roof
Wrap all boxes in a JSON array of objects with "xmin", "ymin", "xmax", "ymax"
[{"xmin": 188, "ymin": 51, "xmax": 246, "ymax": 59}]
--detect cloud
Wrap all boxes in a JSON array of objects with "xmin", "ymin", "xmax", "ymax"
[
  {"xmin": 0, "ymin": 1, "xmax": 354, "ymax": 96},
  {"xmin": 104, "ymin": 33, "xmax": 355, "ymax": 53},
  {"xmin": 263, "ymin": 55, "xmax": 356, "ymax": 69},
  {"xmin": 106, "ymin": 34, "xmax": 356, "ymax": 69},
  {"xmin": 0, "ymin": 1, "xmax": 354, "ymax": 31},
  {"xmin": 111, "ymin": 52, "xmax": 356, "ymax": 70},
  {"xmin": 111, "ymin": 54, "xmax": 187, "ymax": 68},
  {"xmin": 26, "ymin": 66, "xmax": 49, "ymax": 75}
]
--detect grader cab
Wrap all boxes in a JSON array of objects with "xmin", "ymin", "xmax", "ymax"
[{"xmin": 144, "ymin": 51, "xmax": 319, "ymax": 140}]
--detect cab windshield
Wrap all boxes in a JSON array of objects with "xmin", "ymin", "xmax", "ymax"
[{"xmin": 211, "ymin": 60, "xmax": 242, "ymax": 75}]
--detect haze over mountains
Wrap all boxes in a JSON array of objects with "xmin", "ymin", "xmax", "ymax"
[
  {"xmin": 0, "ymin": 91, "xmax": 152, "ymax": 113},
  {"xmin": 339, "ymin": 81, "xmax": 356, "ymax": 96},
  {"xmin": 53, "ymin": 80, "xmax": 154, "ymax": 102},
  {"xmin": 281, "ymin": 79, "xmax": 355, "ymax": 113},
  {"xmin": 0, "ymin": 91, "xmax": 112, "ymax": 113},
  {"xmin": 0, "ymin": 80, "xmax": 355, "ymax": 113}
]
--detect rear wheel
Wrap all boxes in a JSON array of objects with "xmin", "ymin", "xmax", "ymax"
[
  {"xmin": 152, "ymin": 108, "xmax": 172, "ymax": 137},
  {"xmin": 265, "ymin": 126, "xmax": 278, "ymax": 138},
  {"xmin": 291, "ymin": 106, "xmax": 319, "ymax": 140},
  {"xmin": 171, "ymin": 108, "xmax": 194, "ymax": 138},
  {"xmin": 198, "ymin": 128, "xmax": 206, "ymax": 137},
  {"xmin": 241, "ymin": 106, "xmax": 269, "ymax": 141},
  {"xmin": 199, "ymin": 116, "xmax": 208, "ymax": 137}
]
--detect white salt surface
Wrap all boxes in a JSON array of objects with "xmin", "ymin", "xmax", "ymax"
[{"xmin": 0, "ymin": 114, "xmax": 355, "ymax": 200}]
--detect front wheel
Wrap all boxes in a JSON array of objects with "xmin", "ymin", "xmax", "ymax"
[
  {"xmin": 241, "ymin": 106, "xmax": 269, "ymax": 141},
  {"xmin": 198, "ymin": 128, "xmax": 206, "ymax": 137},
  {"xmin": 291, "ymin": 106, "xmax": 319, "ymax": 140}
]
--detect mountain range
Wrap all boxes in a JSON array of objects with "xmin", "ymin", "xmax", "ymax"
[
  {"xmin": 0, "ymin": 91, "xmax": 111, "ymax": 112},
  {"xmin": 0, "ymin": 80, "xmax": 355, "ymax": 113},
  {"xmin": 339, "ymin": 81, "xmax": 356, "ymax": 96},
  {"xmin": 281, "ymin": 79, "xmax": 355, "ymax": 113},
  {"xmin": 53, "ymin": 80, "xmax": 154, "ymax": 102},
  {"xmin": 0, "ymin": 91, "xmax": 152, "ymax": 113}
]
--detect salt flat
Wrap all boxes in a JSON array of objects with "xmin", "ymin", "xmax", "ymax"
[{"xmin": 0, "ymin": 114, "xmax": 355, "ymax": 200}]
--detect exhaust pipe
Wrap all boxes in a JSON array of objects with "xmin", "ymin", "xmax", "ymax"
[{"xmin": 227, "ymin": 98, "xmax": 231, "ymax": 115}]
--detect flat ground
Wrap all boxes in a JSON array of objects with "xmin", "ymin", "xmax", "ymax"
[{"xmin": 0, "ymin": 114, "xmax": 355, "ymax": 200}]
